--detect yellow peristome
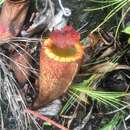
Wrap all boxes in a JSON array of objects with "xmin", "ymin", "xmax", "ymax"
[
  {"xmin": 43, "ymin": 38, "xmax": 53, "ymax": 47},
  {"xmin": 44, "ymin": 38, "xmax": 84, "ymax": 63}
]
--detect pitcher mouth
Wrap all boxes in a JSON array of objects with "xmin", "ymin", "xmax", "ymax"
[{"xmin": 43, "ymin": 38, "xmax": 84, "ymax": 62}]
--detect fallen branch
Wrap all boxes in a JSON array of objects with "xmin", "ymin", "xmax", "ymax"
[{"xmin": 25, "ymin": 108, "xmax": 69, "ymax": 130}]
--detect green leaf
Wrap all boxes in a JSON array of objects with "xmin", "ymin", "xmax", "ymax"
[
  {"xmin": 99, "ymin": 113, "xmax": 123, "ymax": 130},
  {"xmin": 123, "ymin": 26, "xmax": 130, "ymax": 34},
  {"xmin": 0, "ymin": 0, "xmax": 4, "ymax": 5},
  {"xmin": 70, "ymin": 74, "xmax": 130, "ymax": 110},
  {"xmin": 43, "ymin": 122, "xmax": 52, "ymax": 126}
]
